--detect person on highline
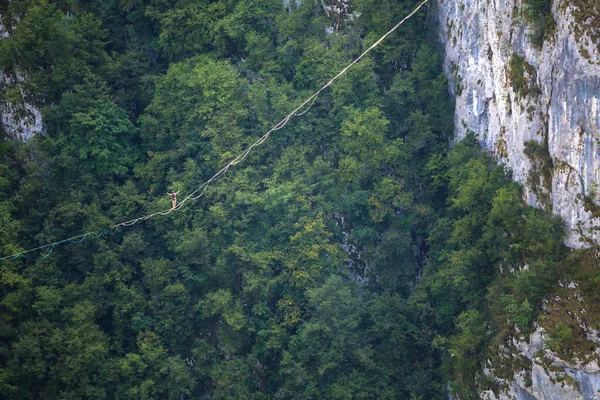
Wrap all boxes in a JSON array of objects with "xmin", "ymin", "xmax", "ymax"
[{"xmin": 167, "ymin": 190, "xmax": 180, "ymax": 209}]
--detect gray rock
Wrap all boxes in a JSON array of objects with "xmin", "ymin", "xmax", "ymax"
[
  {"xmin": 0, "ymin": 17, "xmax": 43, "ymax": 140},
  {"xmin": 436, "ymin": 0, "xmax": 600, "ymax": 247}
]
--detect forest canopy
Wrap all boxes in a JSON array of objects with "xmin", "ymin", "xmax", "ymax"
[{"xmin": 0, "ymin": 0, "xmax": 582, "ymax": 399}]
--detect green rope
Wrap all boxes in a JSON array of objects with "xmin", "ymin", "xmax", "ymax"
[
  {"xmin": 0, "ymin": 225, "xmax": 123, "ymax": 262},
  {"xmin": 39, "ymin": 244, "xmax": 56, "ymax": 260},
  {"xmin": 70, "ymin": 233, "xmax": 90, "ymax": 244}
]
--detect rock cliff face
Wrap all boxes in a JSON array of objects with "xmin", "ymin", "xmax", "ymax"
[
  {"xmin": 436, "ymin": 0, "xmax": 600, "ymax": 397},
  {"xmin": 0, "ymin": 18, "xmax": 43, "ymax": 140},
  {"xmin": 436, "ymin": 0, "xmax": 600, "ymax": 248}
]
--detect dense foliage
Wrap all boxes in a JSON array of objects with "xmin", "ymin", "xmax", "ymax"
[{"xmin": 0, "ymin": 0, "xmax": 576, "ymax": 398}]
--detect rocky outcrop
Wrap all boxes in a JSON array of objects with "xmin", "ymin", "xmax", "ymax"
[
  {"xmin": 480, "ymin": 277, "xmax": 600, "ymax": 400},
  {"xmin": 0, "ymin": 18, "xmax": 43, "ymax": 140},
  {"xmin": 436, "ymin": 0, "xmax": 600, "ymax": 248},
  {"xmin": 0, "ymin": 70, "xmax": 43, "ymax": 140}
]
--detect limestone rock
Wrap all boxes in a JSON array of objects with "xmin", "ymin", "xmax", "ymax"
[
  {"xmin": 0, "ymin": 17, "xmax": 43, "ymax": 140},
  {"xmin": 436, "ymin": 0, "xmax": 600, "ymax": 247}
]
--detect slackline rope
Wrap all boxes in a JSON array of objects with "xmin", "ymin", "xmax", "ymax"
[{"xmin": 0, "ymin": 0, "xmax": 430, "ymax": 262}]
